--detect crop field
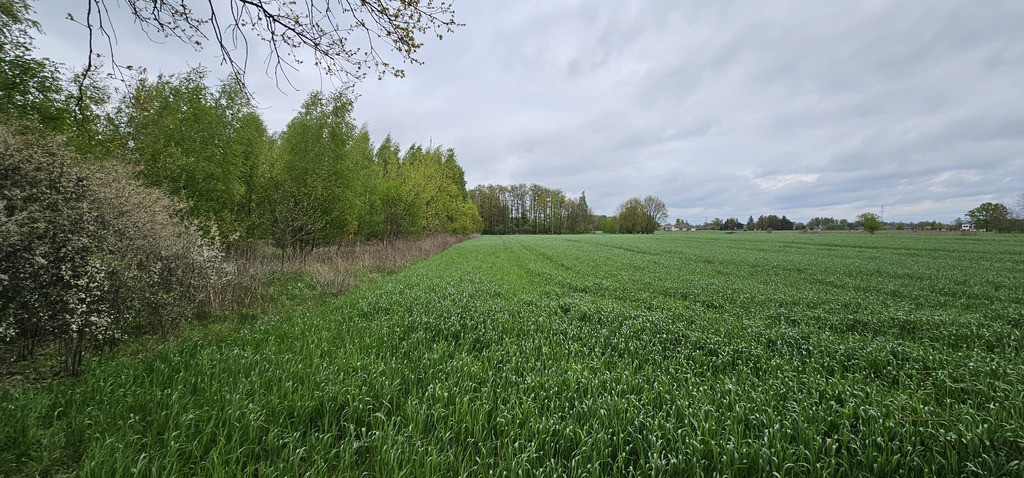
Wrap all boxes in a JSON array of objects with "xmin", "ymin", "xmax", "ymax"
[{"xmin": 2, "ymin": 233, "xmax": 1024, "ymax": 476}]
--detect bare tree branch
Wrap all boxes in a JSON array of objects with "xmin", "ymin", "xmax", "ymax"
[{"xmin": 77, "ymin": 0, "xmax": 462, "ymax": 99}]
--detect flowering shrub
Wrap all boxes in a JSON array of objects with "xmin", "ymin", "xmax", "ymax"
[{"xmin": 0, "ymin": 122, "xmax": 226, "ymax": 374}]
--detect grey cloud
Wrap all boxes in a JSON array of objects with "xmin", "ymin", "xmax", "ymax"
[{"xmin": 29, "ymin": 0, "xmax": 1024, "ymax": 222}]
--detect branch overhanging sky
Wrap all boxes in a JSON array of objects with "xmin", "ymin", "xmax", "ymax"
[{"xmin": 31, "ymin": 0, "xmax": 1024, "ymax": 223}]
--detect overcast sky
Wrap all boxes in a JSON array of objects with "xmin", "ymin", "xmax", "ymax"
[{"xmin": 31, "ymin": 1, "xmax": 1024, "ymax": 222}]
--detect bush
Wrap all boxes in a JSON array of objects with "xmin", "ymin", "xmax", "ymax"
[{"xmin": 0, "ymin": 122, "xmax": 226, "ymax": 374}]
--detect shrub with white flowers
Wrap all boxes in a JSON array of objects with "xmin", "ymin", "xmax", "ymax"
[{"xmin": 0, "ymin": 122, "xmax": 226, "ymax": 374}]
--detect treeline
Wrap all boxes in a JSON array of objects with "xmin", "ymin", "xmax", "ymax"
[
  {"xmin": 468, "ymin": 184, "xmax": 593, "ymax": 234},
  {"xmin": 1, "ymin": 2, "xmax": 478, "ymax": 373},
  {"xmin": 698, "ymin": 215, "xmax": 797, "ymax": 231},
  {"xmin": 3, "ymin": 67, "xmax": 481, "ymax": 246},
  {"xmin": 467, "ymin": 189, "xmax": 672, "ymax": 236},
  {"xmin": 701, "ymin": 215, "xmax": 938, "ymax": 231},
  {"xmin": 694, "ymin": 210, "xmax": 1024, "ymax": 233},
  {"xmin": 806, "ymin": 216, "xmax": 952, "ymax": 231},
  {"xmin": 114, "ymin": 70, "xmax": 481, "ymax": 247}
]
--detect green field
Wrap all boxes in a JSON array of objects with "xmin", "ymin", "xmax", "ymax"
[{"xmin": 3, "ymin": 233, "xmax": 1023, "ymax": 476}]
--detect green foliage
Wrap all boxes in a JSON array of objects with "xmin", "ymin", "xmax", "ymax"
[
  {"xmin": 857, "ymin": 212, "xmax": 883, "ymax": 234},
  {"xmin": 967, "ymin": 202, "xmax": 1012, "ymax": 232},
  {"xmin": 753, "ymin": 214, "xmax": 795, "ymax": 231},
  {"xmin": 569, "ymin": 191, "xmax": 592, "ymax": 233},
  {"xmin": 615, "ymin": 195, "xmax": 668, "ymax": 234},
  {"xmin": 118, "ymin": 70, "xmax": 271, "ymax": 237},
  {"xmin": 721, "ymin": 217, "xmax": 742, "ymax": 230},
  {"xmin": 0, "ymin": 0, "xmax": 37, "ymax": 50},
  {"xmin": 231, "ymin": 110, "xmax": 272, "ymax": 236},
  {"xmin": 258, "ymin": 91, "xmax": 479, "ymax": 249},
  {"xmin": 807, "ymin": 216, "xmax": 850, "ymax": 231},
  {"xmin": 0, "ymin": 51, "xmax": 68, "ymax": 131},
  {"xmin": 617, "ymin": 196, "xmax": 658, "ymax": 233},
  {"xmin": 400, "ymin": 146, "xmax": 480, "ymax": 235},
  {"xmin": 601, "ymin": 216, "xmax": 620, "ymax": 234},
  {"xmin": 375, "ymin": 137, "xmax": 422, "ymax": 239},
  {"xmin": 469, "ymin": 184, "xmax": 592, "ymax": 234},
  {"xmin": 0, "ymin": 0, "xmax": 72, "ymax": 133},
  {"xmin": 3, "ymin": 233, "xmax": 1024, "ymax": 475},
  {"xmin": 265, "ymin": 90, "xmax": 361, "ymax": 248}
]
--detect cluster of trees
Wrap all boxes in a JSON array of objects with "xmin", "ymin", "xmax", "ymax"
[
  {"xmin": 615, "ymin": 196, "xmax": 669, "ymax": 234},
  {"xmin": 674, "ymin": 219, "xmax": 695, "ymax": 229},
  {"xmin": 800, "ymin": 199, "xmax": 1024, "ymax": 234},
  {"xmin": 694, "ymin": 213, "xmax": 951, "ymax": 233},
  {"xmin": 1, "ymin": 1, "xmax": 478, "ymax": 373},
  {"xmin": 116, "ymin": 70, "xmax": 481, "ymax": 250},
  {"xmin": 806, "ymin": 217, "xmax": 849, "ymax": 230},
  {"xmin": 701, "ymin": 214, "xmax": 798, "ymax": 231},
  {"xmin": 591, "ymin": 215, "xmax": 617, "ymax": 234},
  {"xmin": 467, "ymin": 190, "xmax": 672, "ymax": 236},
  {"xmin": 591, "ymin": 197, "xmax": 669, "ymax": 234},
  {"xmin": 807, "ymin": 216, "xmax": 958, "ymax": 232},
  {"xmin": 468, "ymin": 184, "xmax": 593, "ymax": 234},
  {"xmin": 967, "ymin": 201, "xmax": 1024, "ymax": 233}
]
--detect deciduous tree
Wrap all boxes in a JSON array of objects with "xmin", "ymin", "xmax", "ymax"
[
  {"xmin": 967, "ymin": 202, "xmax": 1010, "ymax": 232},
  {"xmin": 642, "ymin": 195, "xmax": 669, "ymax": 225},
  {"xmin": 857, "ymin": 212, "xmax": 882, "ymax": 234},
  {"xmin": 117, "ymin": 69, "xmax": 270, "ymax": 236},
  {"xmin": 617, "ymin": 197, "xmax": 659, "ymax": 234},
  {"xmin": 1, "ymin": 1, "xmax": 73, "ymax": 131}
]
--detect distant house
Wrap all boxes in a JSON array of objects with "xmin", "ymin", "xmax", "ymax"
[
  {"xmin": 661, "ymin": 223, "xmax": 679, "ymax": 232},
  {"xmin": 961, "ymin": 222, "xmax": 973, "ymax": 231}
]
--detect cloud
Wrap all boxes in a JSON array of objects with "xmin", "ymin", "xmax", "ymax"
[
  {"xmin": 753, "ymin": 174, "xmax": 821, "ymax": 191},
  {"xmin": 28, "ymin": 0, "xmax": 1024, "ymax": 222}
]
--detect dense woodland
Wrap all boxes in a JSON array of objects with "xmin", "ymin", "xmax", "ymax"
[
  {"xmin": 468, "ymin": 184, "xmax": 593, "ymax": 234},
  {"xmin": 103, "ymin": 71, "xmax": 481, "ymax": 246}
]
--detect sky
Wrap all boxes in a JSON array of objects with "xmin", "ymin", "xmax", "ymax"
[{"xmin": 30, "ymin": 0, "xmax": 1024, "ymax": 223}]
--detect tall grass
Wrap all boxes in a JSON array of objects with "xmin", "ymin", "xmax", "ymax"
[{"xmin": 214, "ymin": 234, "xmax": 475, "ymax": 308}]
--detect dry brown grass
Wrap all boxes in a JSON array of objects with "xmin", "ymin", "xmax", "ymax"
[{"xmin": 214, "ymin": 234, "xmax": 476, "ymax": 309}]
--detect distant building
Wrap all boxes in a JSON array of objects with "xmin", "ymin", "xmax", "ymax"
[{"xmin": 961, "ymin": 222, "xmax": 973, "ymax": 231}]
